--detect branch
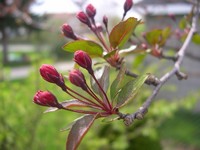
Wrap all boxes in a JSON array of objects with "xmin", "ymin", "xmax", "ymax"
[
  {"xmin": 119, "ymin": 1, "xmax": 199, "ymax": 126},
  {"xmin": 116, "ymin": 66, "xmax": 160, "ymax": 86}
]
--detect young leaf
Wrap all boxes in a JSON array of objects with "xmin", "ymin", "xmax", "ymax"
[
  {"xmin": 109, "ymin": 17, "xmax": 140, "ymax": 49},
  {"xmin": 179, "ymin": 18, "xmax": 187, "ymax": 30},
  {"xmin": 44, "ymin": 107, "xmax": 59, "ymax": 113},
  {"xmin": 145, "ymin": 29, "xmax": 162, "ymax": 45},
  {"xmin": 90, "ymin": 66, "xmax": 110, "ymax": 97},
  {"xmin": 116, "ymin": 74, "xmax": 149, "ymax": 108},
  {"xmin": 66, "ymin": 114, "xmax": 99, "ymax": 150},
  {"xmin": 62, "ymin": 40, "xmax": 103, "ymax": 57},
  {"xmin": 110, "ymin": 64, "xmax": 126, "ymax": 100},
  {"xmin": 60, "ymin": 99, "xmax": 88, "ymax": 109},
  {"xmin": 192, "ymin": 33, "xmax": 200, "ymax": 44},
  {"xmin": 145, "ymin": 27, "xmax": 171, "ymax": 46}
]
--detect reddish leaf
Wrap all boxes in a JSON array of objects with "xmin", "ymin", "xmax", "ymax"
[
  {"xmin": 44, "ymin": 100, "xmax": 88, "ymax": 113},
  {"xmin": 66, "ymin": 114, "xmax": 99, "ymax": 150},
  {"xmin": 60, "ymin": 99, "xmax": 88, "ymax": 109},
  {"xmin": 109, "ymin": 17, "xmax": 140, "ymax": 49}
]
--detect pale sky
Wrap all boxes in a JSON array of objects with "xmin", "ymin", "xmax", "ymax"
[{"xmin": 31, "ymin": 0, "xmax": 141, "ymax": 18}]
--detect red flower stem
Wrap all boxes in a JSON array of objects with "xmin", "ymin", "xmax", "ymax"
[
  {"xmin": 90, "ymin": 26, "xmax": 110, "ymax": 52},
  {"xmin": 85, "ymin": 84, "xmax": 109, "ymax": 111},
  {"xmin": 91, "ymin": 73, "xmax": 112, "ymax": 110},
  {"xmin": 62, "ymin": 107, "xmax": 100, "ymax": 115},
  {"xmin": 63, "ymin": 87, "xmax": 103, "ymax": 109}
]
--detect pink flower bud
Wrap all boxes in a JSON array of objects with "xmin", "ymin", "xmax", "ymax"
[
  {"xmin": 76, "ymin": 11, "xmax": 91, "ymax": 27},
  {"xmin": 62, "ymin": 24, "xmax": 77, "ymax": 40},
  {"xmin": 124, "ymin": 0, "xmax": 133, "ymax": 13},
  {"xmin": 168, "ymin": 13, "xmax": 176, "ymax": 22},
  {"xmin": 103, "ymin": 15, "xmax": 108, "ymax": 28},
  {"xmin": 69, "ymin": 69, "xmax": 87, "ymax": 91},
  {"xmin": 86, "ymin": 4, "xmax": 96, "ymax": 18},
  {"xmin": 40, "ymin": 64, "xmax": 65, "ymax": 89},
  {"xmin": 33, "ymin": 90, "xmax": 61, "ymax": 107},
  {"xmin": 74, "ymin": 50, "xmax": 93, "ymax": 74}
]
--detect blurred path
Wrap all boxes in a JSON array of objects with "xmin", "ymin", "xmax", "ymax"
[{"xmin": 3, "ymin": 61, "xmax": 74, "ymax": 80}]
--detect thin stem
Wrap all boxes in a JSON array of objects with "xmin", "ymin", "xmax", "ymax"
[
  {"xmin": 91, "ymin": 73, "xmax": 112, "ymax": 110},
  {"xmin": 85, "ymin": 84, "xmax": 109, "ymax": 110},
  {"xmin": 90, "ymin": 25, "xmax": 110, "ymax": 52},
  {"xmin": 64, "ymin": 87, "xmax": 103, "ymax": 109},
  {"xmin": 62, "ymin": 107, "xmax": 100, "ymax": 115}
]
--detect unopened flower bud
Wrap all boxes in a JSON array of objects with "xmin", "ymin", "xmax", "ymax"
[
  {"xmin": 168, "ymin": 13, "xmax": 176, "ymax": 22},
  {"xmin": 33, "ymin": 90, "xmax": 61, "ymax": 108},
  {"xmin": 124, "ymin": 0, "xmax": 133, "ymax": 13},
  {"xmin": 40, "ymin": 64, "xmax": 65, "ymax": 89},
  {"xmin": 103, "ymin": 15, "xmax": 108, "ymax": 28},
  {"xmin": 86, "ymin": 4, "xmax": 96, "ymax": 18},
  {"xmin": 74, "ymin": 50, "xmax": 93, "ymax": 74},
  {"xmin": 76, "ymin": 11, "xmax": 91, "ymax": 28},
  {"xmin": 62, "ymin": 24, "xmax": 77, "ymax": 40},
  {"xmin": 69, "ymin": 69, "xmax": 87, "ymax": 91}
]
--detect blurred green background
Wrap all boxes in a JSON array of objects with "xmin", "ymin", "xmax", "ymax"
[{"xmin": 1, "ymin": 0, "xmax": 200, "ymax": 150}]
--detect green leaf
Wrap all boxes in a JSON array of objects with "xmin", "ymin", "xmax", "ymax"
[
  {"xmin": 160, "ymin": 27, "xmax": 171, "ymax": 46},
  {"xmin": 110, "ymin": 64, "xmax": 126, "ymax": 101},
  {"xmin": 103, "ymin": 49, "xmax": 118, "ymax": 59},
  {"xmin": 90, "ymin": 66, "xmax": 110, "ymax": 98},
  {"xmin": 116, "ymin": 74, "xmax": 149, "ymax": 108},
  {"xmin": 192, "ymin": 33, "xmax": 200, "ymax": 44},
  {"xmin": 132, "ymin": 54, "xmax": 147, "ymax": 68},
  {"xmin": 179, "ymin": 18, "xmax": 187, "ymax": 30},
  {"xmin": 66, "ymin": 114, "xmax": 98, "ymax": 150},
  {"xmin": 145, "ymin": 27, "xmax": 171, "ymax": 46},
  {"xmin": 62, "ymin": 40, "xmax": 103, "ymax": 57},
  {"xmin": 109, "ymin": 17, "xmax": 140, "ymax": 49}
]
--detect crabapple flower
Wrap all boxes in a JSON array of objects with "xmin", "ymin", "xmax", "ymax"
[
  {"xmin": 76, "ymin": 11, "xmax": 91, "ymax": 27},
  {"xmin": 62, "ymin": 24, "xmax": 77, "ymax": 40},
  {"xmin": 74, "ymin": 50, "xmax": 93, "ymax": 74},
  {"xmin": 69, "ymin": 69, "xmax": 88, "ymax": 91},
  {"xmin": 86, "ymin": 4, "xmax": 96, "ymax": 18},
  {"xmin": 124, "ymin": 0, "xmax": 133, "ymax": 13},
  {"xmin": 40, "ymin": 64, "xmax": 65, "ymax": 89},
  {"xmin": 33, "ymin": 90, "xmax": 61, "ymax": 108}
]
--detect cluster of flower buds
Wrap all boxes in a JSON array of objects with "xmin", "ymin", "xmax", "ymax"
[{"xmin": 33, "ymin": 49, "xmax": 113, "ymax": 115}]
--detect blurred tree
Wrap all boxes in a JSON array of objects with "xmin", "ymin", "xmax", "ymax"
[{"xmin": 0, "ymin": 0, "xmax": 44, "ymax": 65}]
